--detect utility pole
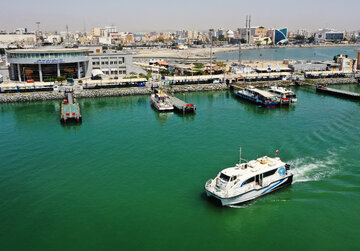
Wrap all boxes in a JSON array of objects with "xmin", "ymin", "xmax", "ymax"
[
  {"xmin": 245, "ymin": 16, "xmax": 248, "ymax": 44},
  {"xmin": 238, "ymin": 30, "xmax": 242, "ymax": 64},
  {"xmin": 248, "ymin": 15, "xmax": 251, "ymax": 44},
  {"xmin": 209, "ymin": 29, "xmax": 214, "ymax": 78}
]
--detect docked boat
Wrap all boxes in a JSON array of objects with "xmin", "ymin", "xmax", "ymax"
[
  {"xmin": 151, "ymin": 91, "xmax": 174, "ymax": 111},
  {"xmin": 268, "ymin": 86, "xmax": 297, "ymax": 104},
  {"xmin": 234, "ymin": 87, "xmax": 279, "ymax": 107},
  {"xmin": 205, "ymin": 153, "xmax": 293, "ymax": 206}
]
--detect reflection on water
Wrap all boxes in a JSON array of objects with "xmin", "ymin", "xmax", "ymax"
[
  {"xmin": 61, "ymin": 122, "xmax": 82, "ymax": 132},
  {"xmin": 152, "ymin": 105, "xmax": 174, "ymax": 125}
]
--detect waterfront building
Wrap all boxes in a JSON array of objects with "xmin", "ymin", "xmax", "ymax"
[
  {"xmin": 254, "ymin": 37, "xmax": 272, "ymax": 45},
  {"xmin": 88, "ymin": 51, "xmax": 132, "ymax": 76},
  {"xmin": 227, "ymin": 30, "xmax": 234, "ymax": 39},
  {"xmin": 238, "ymin": 27, "xmax": 256, "ymax": 43},
  {"xmin": 336, "ymin": 55, "xmax": 356, "ymax": 72},
  {"xmin": 273, "ymin": 28, "xmax": 288, "ymax": 45},
  {"xmin": 6, "ymin": 47, "xmax": 134, "ymax": 82},
  {"xmin": 315, "ymin": 29, "xmax": 345, "ymax": 43},
  {"xmin": 7, "ymin": 48, "xmax": 89, "ymax": 82}
]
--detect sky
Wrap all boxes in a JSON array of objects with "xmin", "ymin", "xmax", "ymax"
[{"xmin": 1, "ymin": 0, "xmax": 359, "ymax": 32}]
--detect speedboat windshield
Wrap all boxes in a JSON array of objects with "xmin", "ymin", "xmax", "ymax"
[{"xmin": 220, "ymin": 173, "xmax": 230, "ymax": 182}]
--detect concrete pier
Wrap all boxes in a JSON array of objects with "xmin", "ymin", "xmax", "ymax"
[
  {"xmin": 167, "ymin": 95, "xmax": 196, "ymax": 114},
  {"xmin": 61, "ymin": 91, "xmax": 82, "ymax": 123},
  {"xmin": 316, "ymin": 84, "xmax": 360, "ymax": 100}
]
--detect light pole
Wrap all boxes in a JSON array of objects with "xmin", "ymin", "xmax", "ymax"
[{"xmin": 209, "ymin": 29, "xmax": 214, "ymax": 79}]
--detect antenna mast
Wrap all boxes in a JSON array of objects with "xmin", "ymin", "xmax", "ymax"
[{"xmin": 239, "ymin": 146, "xmax": 242, "ymax": 164}]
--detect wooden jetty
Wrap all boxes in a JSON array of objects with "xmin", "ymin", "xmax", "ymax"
[
  {"xmin": 316, "ymin": 84, "xmax": 360, "ymax": 100},
  {"xmin": 168, "ymin": 95, "xmax": 196, "ymax": 114},
  {"xmin": 60, "ymin": 91, "xmax": 82, "ymax": 123}
]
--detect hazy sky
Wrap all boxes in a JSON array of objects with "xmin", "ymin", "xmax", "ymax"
[{"xmin": 1, "ymin": 0, "xmax": 359, "ymax": 32}]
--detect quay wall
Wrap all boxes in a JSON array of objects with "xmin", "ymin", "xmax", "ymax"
[{"xmin": 0, "ymin": 78, "xmax": 357, "ymax": 104}]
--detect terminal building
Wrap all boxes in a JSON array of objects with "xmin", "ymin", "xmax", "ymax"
[{"xmin": 6, "ymin": 47, "xmax": 134, "ymax": 82}]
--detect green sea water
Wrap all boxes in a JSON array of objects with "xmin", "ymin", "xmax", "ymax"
[{"xmin": 0, "ymin": 85, "xmax": 360, "ymax": 250}]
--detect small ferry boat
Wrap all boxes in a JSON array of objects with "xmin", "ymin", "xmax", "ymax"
[
  {"xmin": 205, "ymin": 152, "xmax": 293, "ymax": 206},
  {"xmin": 268, "ymin": 86, "xmax": 297, "ymax": 104},
  {"xmin": 60, "ymin": 92, "xmax": 82, "ymax": 123},
  {"xmin": 234, "ymin": 87, "xmax": 279, "ymax": 107},
  {"xmin": 150, "ymin": 91, "xmax": 174, "ymax": 111}
]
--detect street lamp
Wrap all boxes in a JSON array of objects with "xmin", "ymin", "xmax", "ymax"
[{"xmin": 209, "ymin": 29, "xmax": 214, "ymax": 79}]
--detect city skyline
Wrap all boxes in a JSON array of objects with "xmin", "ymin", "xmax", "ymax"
[{"xmin": 1, "ymin": 0, "xmax": 360, "ymax": 32}]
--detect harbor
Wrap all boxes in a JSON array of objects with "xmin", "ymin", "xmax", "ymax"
[
  {"xmin": 1, "ymin": 85, "xmax": 360, "ymax": 250},
  {"xmin": 1, "ymin": 2, "xmax": 360, "ymax": 248}
]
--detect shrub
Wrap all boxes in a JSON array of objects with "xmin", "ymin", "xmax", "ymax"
[
  {"xmin": 56, "ymin": 76, "xmax": 66, "ymax": 83},
  {"xmin": 44, "ymin": 78, "xmax": 55, "ymax": 82}
]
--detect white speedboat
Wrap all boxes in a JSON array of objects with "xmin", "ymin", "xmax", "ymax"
[
  {"xmin": 268, "ymin": 86, "xmax": 297, "ymax": 104},
  {"xmin": 151, "ymin": 91, "xmax": 174, "ymax": 111},
  {"xmin": 205, "ymin": 154, "xmax": 293, "ymax": 206}
]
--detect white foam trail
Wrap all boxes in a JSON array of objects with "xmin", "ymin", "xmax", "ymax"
[
  {"xmin": 229, "ymin": 203, "xmax": 253, "ymax": 209},
  {"xmin": 289, "ymin": 152, "xmax": 338, "ymax": 184}
]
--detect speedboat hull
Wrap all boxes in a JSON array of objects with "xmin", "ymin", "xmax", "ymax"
[
  {"xmin": 206, "ymin": 174, "xmax": 293, "ymax": 206},
  {"xmin": 150, "ymin": 96, "xmax": 174, "ymax": 112}
]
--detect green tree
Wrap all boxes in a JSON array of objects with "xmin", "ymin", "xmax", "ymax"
[
  {"xmin": 160, "ymin": 69, "xmax": 170, "ymax": 75},
  {"xmin": 56, "ymin": 76, "xmax": 66, "ymax": 83},
  {"xmin": 294, "ymin": 35, "xmax": 305, "ymax": 41}
]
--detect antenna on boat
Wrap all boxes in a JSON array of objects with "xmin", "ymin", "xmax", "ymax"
[{"xmin": 239, "ymin": 146, "xmax": 242, "ymax": 164}]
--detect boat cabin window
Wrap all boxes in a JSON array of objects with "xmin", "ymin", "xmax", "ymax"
[
  {"xmin": 242, "ymin": 177, "xmax": 255, "ymax": 186},
  {"xmin": 220, "ymin": 173, "xmax": 231, "ymax": 182},
  {"xmin": 263, "ymin": 169, "xmax": 277, "ymax": 178},
  {"xmin": 230, "ymin": 176, "xmax": 237, "ymax": 181}
]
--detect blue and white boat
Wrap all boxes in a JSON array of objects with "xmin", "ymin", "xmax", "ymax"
[
  {"xmin": 234, "ymin": 87, "xmax": 279, "ymax": 107},
  {"xmin": 205, "ymin": 154, "xmax": 293, "ymax": 206}
]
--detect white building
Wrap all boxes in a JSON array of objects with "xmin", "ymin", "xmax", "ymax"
[
  {"xmin": 315, "ymin": 29, "xmax": 344, "ymax": 42},
  {"xmin": 0, "ymin": 34, "xmax": 36, "ymax": 46}
]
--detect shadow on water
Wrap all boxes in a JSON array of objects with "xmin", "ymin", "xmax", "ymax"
[{"xmin": 200, "ymin": 192, "xmax": 224, "ymax": 209}]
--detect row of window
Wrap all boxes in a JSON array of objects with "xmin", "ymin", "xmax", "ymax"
[
  {"xmin": 96, "ymin": 70, "xmax": 126, "ymax": 75},
  {"xmin": 242, "ymin": 169, "xmax": 278, "ymax": 186},
  {"xmin": 92, "ymin": 60, "xmax": 124, "ymax": 66},
  {"xmin": 8, "ymin": 52, "xmax": 87, "ymax": 59}
]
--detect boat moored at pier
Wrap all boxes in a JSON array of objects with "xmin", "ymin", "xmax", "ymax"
[
  {"xmin": 205, "ymin": 153, "xmax": 293, "ymax": 206},
  {"xmin": 60, "ymin": 91, "xmax": 82, "ymax": 123},
  {"xmin": 233, "ymin": 87, "xmax": 279, "ymax": 107},
  {"xmin": 150, "ymin": 91, "xmax": 174, "ymax": 111},
  {"xmin": 268, "ymin": 86, "xmax": 297, "ymax": 104}
]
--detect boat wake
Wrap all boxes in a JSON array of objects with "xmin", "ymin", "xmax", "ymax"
[
  {"xmin": 289, "ymin": 152, "xmax": 338, "ymax": 184},
  {"xmin": 228, "ymin": 202, "xmax": 254, "ymax": 209}
]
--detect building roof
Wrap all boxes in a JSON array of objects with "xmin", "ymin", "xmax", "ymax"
[{"xmin": 6, "ymin": 48, "xmax": 89, "ymax": 54}]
